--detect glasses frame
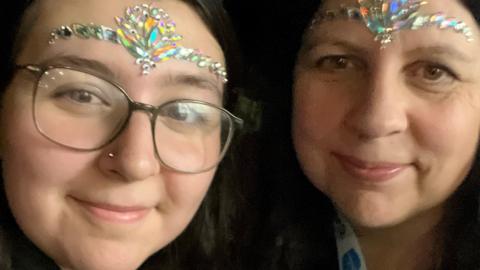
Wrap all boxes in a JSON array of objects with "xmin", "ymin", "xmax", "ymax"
[{"xmin": 15, "ymin": 64, "xmax": 244, "ymax": 174}]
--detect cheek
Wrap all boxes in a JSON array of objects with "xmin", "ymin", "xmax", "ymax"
[
  {"xmin": 412, "ymin": 95, "xmax": 480, "ymax": 196},
  {"xmin": 293, "ymin": 78, "xmax": 347, "ymax": 142},
  {"xmin": 163, "ymin": 170, "xmax": 215, "ymax": 216},
  {"xmin": 156, "ymin": 171, "xmax": 214, "ymax": 238},
  {"xmin": 292, "ymin": 76, "xmax": 350, "ymax": 189},
  {"xmin": 2, "ymin": 124, "xmax": 64, "ymax": 250},
  {"xmin": 1, "ymin": 100, "xmax": 89, "ymax": 224},
  {"xmin": 2, "ymin": 106, "xmax": 86, "ymax": 186},
  {"xmin": 414, "ymin": 97, "xmax": 480, "ymax": 161}
]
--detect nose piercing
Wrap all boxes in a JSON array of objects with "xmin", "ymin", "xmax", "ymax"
[{"xmin": 108, "ymin": 152, "xmax": 115, "ymax": 158}]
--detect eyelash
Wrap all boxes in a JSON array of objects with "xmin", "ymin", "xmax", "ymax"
[
  {"xmin": 408, "ymin": 61, "xmax": 459, "ymax": 80},
  {"xmin": 403, "ymin": 61, "xmax": 462, "ymax": 95},
  {"xmin": 314, "ymin": 55, "xmax": 459, "ymax": 81},
  {"xmin": 314, "ymin": 55, "xmax": 365, "ymax": 71}
]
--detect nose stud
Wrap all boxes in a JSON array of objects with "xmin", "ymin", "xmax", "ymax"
[{"xmin": 108, "ymin": 152, "xmax": 115, "ymax": 158}]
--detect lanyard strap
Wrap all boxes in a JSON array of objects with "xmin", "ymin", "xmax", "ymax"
[{"xmin": 334, "ymin": 214, "xmax": 368, "ymax": 270}]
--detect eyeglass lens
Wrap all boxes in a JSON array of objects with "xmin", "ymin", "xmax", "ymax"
[{"xmin": 33, "ymin": 67, "xmax": 234, "ymax": 173}]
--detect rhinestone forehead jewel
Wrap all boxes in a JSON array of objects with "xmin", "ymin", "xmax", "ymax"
[
  {"xmin": 49, "ymin": 4, "xmax": 228, "ymax": 82},
  {"xmin": 310, "ymin": 0, "xmax": 474, "ymax": 46}
]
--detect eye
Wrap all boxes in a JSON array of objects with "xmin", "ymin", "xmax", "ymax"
[
  {"xmin": 159, "ymin": 102, "xmax": 222, "ymax": 134},
  {"xmin": 163, "ymin": 103, "xmax": 207, "ymax": 124},
  {"xmin": 421, "ymin": 65, "xmax": 454, "ymax": 82},
  {"xmin": 53, "ymin": 87, "xmax": 110, "ymax": 106},
  {"xmin": 57, "ymin": 90, "xmax": 103, "ymax": 104},
  {"xmin": 405, "ymin": 62, "xmax": 458, "ymax": 92},
  {"xmin": 315, "ymin": 55, "xmax": 364, "ymax": 71}
]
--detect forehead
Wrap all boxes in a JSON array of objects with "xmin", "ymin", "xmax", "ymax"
[
  {"xmin": 17, "ymin": 0, "xmax": 224, "ymax": 66},
  {"xmin": 307, "ymin": 0, "xmax": 480, "ymax": 52},
  {"xmin": 321, "ymin": 0, "xmax": 467, "ymax": 13}
]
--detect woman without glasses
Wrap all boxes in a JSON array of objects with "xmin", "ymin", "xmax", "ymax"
[
  {"xmin": 236, "ymin": 0, "xmax": 480, "ymax": 269},
  {"xmin": 295, "ymin": 0, "xmax": 480, "ymax": 268},
  {"xmin": 0, "ymin": 0, "xmax": 246, "ymax": 269}
]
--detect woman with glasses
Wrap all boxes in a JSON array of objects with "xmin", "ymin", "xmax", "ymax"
[{"xmin": 0, "ymin": 0, "xmax": 246, "ymax": 269}]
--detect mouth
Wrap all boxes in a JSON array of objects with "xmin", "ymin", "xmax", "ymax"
[
  {"xmin": 332, "ymin": 153, "xmax": 409, "ymax": 183},
  {"xmin": 72, "ymin": 197, "xmax": 152, "ymax": 224}
]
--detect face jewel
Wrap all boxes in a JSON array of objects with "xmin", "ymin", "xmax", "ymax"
[
  {"xmin": 48, "ymin": 4, "xmax": 228, "ymax": 82},
  {"xmin": 310, "ymin": 0, "xmax": 474, "ymax": 47},
  {"xmin": 358, "ymin": 0, "xmax": 428, "ymax": 45},
  {"xmin": 49, "ymin": 26, "xmax": 73, "ymax": 43},
  {"xmin": 114, "ymin": 5, "xmax": 184, "ymax": 74}
]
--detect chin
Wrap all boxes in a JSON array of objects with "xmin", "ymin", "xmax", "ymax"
[
  {"xmin": 59, "ymin": 252, "xmax": 149, "ymax": 270},
  {"xmin": 346, "ymin": 210, "xmax": 406, "ymax": 230},
  {"xmin": 335, "ymin": 191, "xmax": 412, "ymax": 230},
  {"xmin": 52, "ymin": 238, "xmax": 159, "ymax": 270},
  {"xmin": 62, "ymin": 259, "xmax": 144, "ymax": 270}
]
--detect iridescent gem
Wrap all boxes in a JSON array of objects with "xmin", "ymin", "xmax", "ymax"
[
  {"xmin": 310, "ymin": 0, "xmax": 474, "ymax": 46},
  {"xmin": 92, "ymin": 25, "xmax": 105, "ymax": 39},
  {"xmin": 190, "ymin": 55, "xmax": 200, "ymax": 62},
  {"xmin": 151, "ymin": 8, "xmax": 162, "ymax": 20},
  {"xmin": 197, "ymin": 57, "xmax": 211, "ymax": 68},
  {"xmin": 104, "ymin": 29, "xmax": 118, "ymax": 43},
  {"xmin": 57, "ymin": 26, "xmax": 73, "ymax": 38},
  {"xmin": 72, "ymin": 23, "xmax": 92, "ymax": 39},
  {"xmin": 48, "ymin": 4, "xmax": 228, "ymax": 81},
  {"xmin": 325, "ymin": 10, "xmax": 336, "ymax": 20}
]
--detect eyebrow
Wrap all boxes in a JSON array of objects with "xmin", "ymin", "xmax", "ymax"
[
  {"xmin": 303, "ymin": 27, "xmax": 474, "ymax": 64},
  {"xmin": 162, "ymin": 73, "xmax": 223, "ymax": 98},
  {"xmin": 404, "ymin": 46, "xmax": 473, "ymax": 63},
  {"xmin": 304, "ymin": 18, "xmax": 366, "ymax": 46},
  {"xmin": 302, "ymin": 33, "xmax": 372, "ymax": 58},
  {"xmin": 40, "ymin": 55, "xmax": 116, "ymax": 78},
  {"xmin": 39, "ymin": 55, "xmax": 223, "ymax": 96}
]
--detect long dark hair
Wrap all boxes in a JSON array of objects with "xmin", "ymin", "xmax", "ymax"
[
  {"xmin": 229, "ymin": 0, "xmax": 480, "ymax": 269},
  {"xmin": 0, "ymin": 1, "xmax": 249, "ymax": 269}
]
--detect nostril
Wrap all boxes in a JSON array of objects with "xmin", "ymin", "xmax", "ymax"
[
  {"xmin": 344, "ymin": 101, "xmax": 408, "ymax": 140},
  {"xmin": 109, "ymin": 150, "xmax": 160, "ymax": 182},
  {"xmin": 98, "ymin": 113, "xmax": 160, "ymax": 182}
]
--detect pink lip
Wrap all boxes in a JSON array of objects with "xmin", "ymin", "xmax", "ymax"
[
  {"xmin": 333, "ymin": 153, "xmax": 408, "ymax": 183},
  {"xmin": 73, "ymin": 198, "xmax": 151, "ymax": 223}
]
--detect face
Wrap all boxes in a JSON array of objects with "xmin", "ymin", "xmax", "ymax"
[
  {"xmin": 293, "ymin": 0, "xmax": 480, "ymax": 229},
  {"xmin": 1, "ymin": 0, "xmax": 226, "ymax": 270}
]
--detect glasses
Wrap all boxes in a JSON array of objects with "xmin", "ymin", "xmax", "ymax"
[{"xmin": 16, "ymin": 64, "xmax": 243, "ymax": 174}]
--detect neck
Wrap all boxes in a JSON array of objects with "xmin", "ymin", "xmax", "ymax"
[{"xmin": 354, "ymin": 206, "xmax": 445, "ymax": 270}]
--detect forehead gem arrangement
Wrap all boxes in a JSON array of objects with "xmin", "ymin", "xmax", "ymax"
[
  {"xmin": 49, "ymin": 4, "xmax": 228, "ymax": 82},
  {"xmin": 311, "ymin": 0, "xmax": 474, "ymax": 46}
]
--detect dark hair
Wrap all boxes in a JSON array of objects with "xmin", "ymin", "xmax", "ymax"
[
  {"xmin": 230, "ymin": 0, "xmax": 480, "ymax": 269},
  {"xmin": 0, "ymin": 1, "xmax": 249, "ymax": 269}
]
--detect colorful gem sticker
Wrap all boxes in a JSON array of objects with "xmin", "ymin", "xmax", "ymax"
[
  {"xmin": 49, "ymin": 4, "xmax": 228, "ymax": 82},
  {"xmin": 310, "ymin": 0, "xmax": 474, "ymax": 47}
]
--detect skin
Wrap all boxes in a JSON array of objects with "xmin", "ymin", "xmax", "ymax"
[
  {"xmin": 0, "ymin": 0, "xmax": 226, "ymax": 270},
  {"xmin": 293, "ymin": 0, "xmax": 480, "ymax": 268}
]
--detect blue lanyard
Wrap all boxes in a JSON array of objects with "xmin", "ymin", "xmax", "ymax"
[{"xmin": 334, "ymin": 214, "xmax": 368, "ymax": 270}]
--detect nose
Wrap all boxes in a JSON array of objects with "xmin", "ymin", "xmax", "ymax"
[
  {"xmin": 100, "ymin": 112, "xmax": 161, "ymax": 182},
  {"xmin": 344, "ymin": 66, "xmax": 408, "ymax": 140}
]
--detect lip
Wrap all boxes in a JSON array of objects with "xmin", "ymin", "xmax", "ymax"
[
  {"xmin": 333, "ymin": 153, "xmax": 409, "ymax": 183},
  {"xmin": 72, "ymin": 197, "xmax": 152, "ymax": 224}
]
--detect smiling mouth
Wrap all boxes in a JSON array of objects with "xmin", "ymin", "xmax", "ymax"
[
  {"xmin": 72, "ymin": 197, "xmax": 152, "ymax": 224},
  {"xmin": 332, "ymin": 153, "xmax": 409, "ymax": 183}
]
